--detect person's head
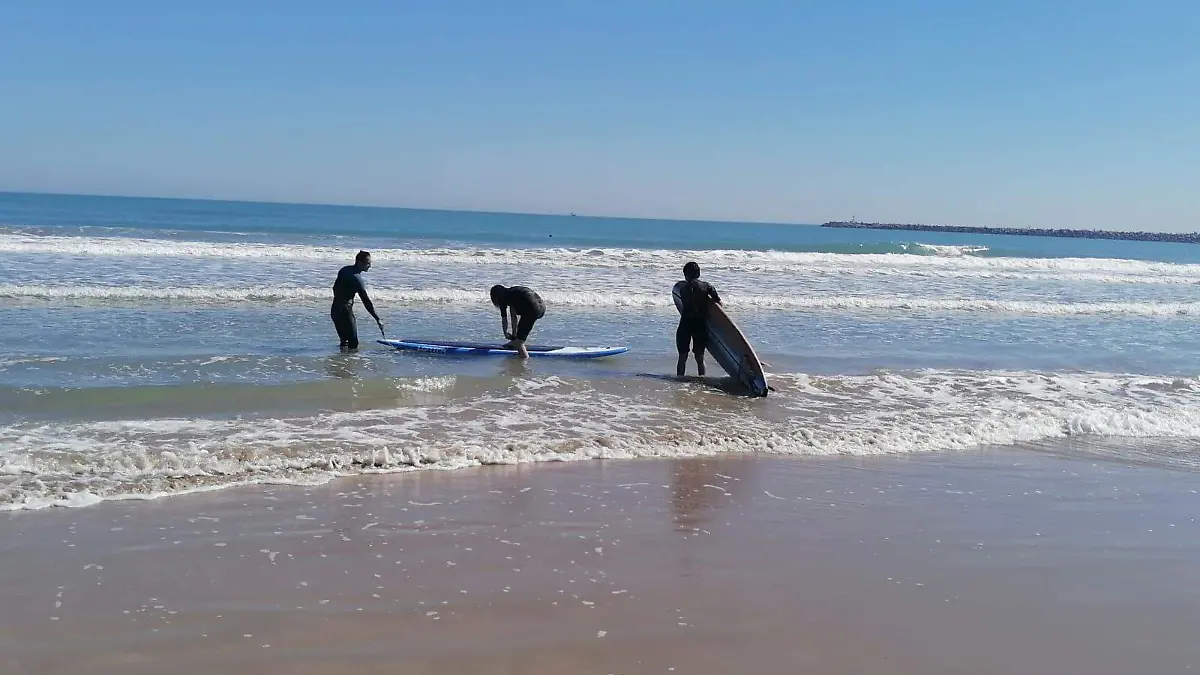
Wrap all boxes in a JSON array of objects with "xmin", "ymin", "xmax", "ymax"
[
  {"xmin": 683, "ymin": 261, "xmax": 701, "ymax": 280},
  {"xmin": 355, "ymin": 250, "xmax": 372, "ymax": 271},
  {"xmin": 489, "ymin": 284, "xmax": 508, "ymax": 307}
]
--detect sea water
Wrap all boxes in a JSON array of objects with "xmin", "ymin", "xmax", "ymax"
[{"xmin": 3, "ymin": 191, "xmax": 1200, "ymax": 510}]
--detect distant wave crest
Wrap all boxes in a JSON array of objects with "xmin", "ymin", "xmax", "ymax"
[
  {"xmin": 4, "ymin": 284, "xmax": 1199, "ymax": 317},
  {"xmin": 2, "ymin": 232, "xmax": 1199, "ymax": 285},
  {"xmin": 907, "ymin": 242, "xmax": 991, "ymax": 257}
]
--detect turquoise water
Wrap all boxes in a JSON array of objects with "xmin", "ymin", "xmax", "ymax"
[
  {"xmin": 4, "ymin": 190, "xmax": 1200, "ymax": 510},
  {"xmin": 8, "ymin": 190, "xmax": 1200, "ymax": 261}
]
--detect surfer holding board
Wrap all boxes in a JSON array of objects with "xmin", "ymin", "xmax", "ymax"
[
  {"xmin": 673, "ymin": 262, "xmax": 722, "ymax": 377},
  {"xmin": 490, "ymin": 284, "xmax": 547, "ymax": 359},
  {"xmin": 672, "ymin": 262, "xmax": 770, "ymax": 396}
]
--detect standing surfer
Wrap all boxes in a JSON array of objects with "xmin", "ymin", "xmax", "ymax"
[
  {"xmin": 673, "ymin": 261, "xmax": 722, "ymax": 377},
  {"xmin": 331, "ymin": 250, "xmax": 384, "ymax": 350},
  {"xmin": 490, "ymin": 284, "xmax": 546, "ymax": 359}
]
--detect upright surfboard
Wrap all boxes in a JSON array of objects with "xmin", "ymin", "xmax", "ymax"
[
  {"xmin": 672, "ymin": 282, "xmax": 769, "ymax": 397},
  {"xmin": 379, "ymin": 339, "xmax": 628, "ymax": 359}
]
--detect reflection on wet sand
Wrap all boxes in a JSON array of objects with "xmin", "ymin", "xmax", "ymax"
[{"xmin": 669, "ymin": 456, "xmax": 759, "ymax": 532}]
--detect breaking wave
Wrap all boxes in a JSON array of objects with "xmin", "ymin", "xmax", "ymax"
[
  {"xmin": 4, "ymin": 369, "xmax": 1200, "ymax": 510},
  {"xmin": 4, "ymin": 284, "xmax": 1200, "ymax": 317},
  {"xmin": 3, "ymin": 232, "xmax": 1199, "ymax": 282}
]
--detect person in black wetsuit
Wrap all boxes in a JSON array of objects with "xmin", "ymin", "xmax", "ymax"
[
  {"xmin": 490, "ymin": 284, "xmax": 546, "ymax": 359},
  {"xmin": 331, "ymin": 250, "xmax": 384, "ymax": 350},
  {"xmin": 674, "ymin": 261, "xmax": 721, "ymax": 377}
]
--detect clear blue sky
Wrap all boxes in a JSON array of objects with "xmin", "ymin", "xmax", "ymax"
[{"xmin": 1, "ymin": 1, "xmax": 1197, "ymax": 230}]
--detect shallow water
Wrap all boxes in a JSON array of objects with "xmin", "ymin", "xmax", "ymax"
[{"xmin": 3, "ymin": 191, "xmax": 1200, "ymax": 509}]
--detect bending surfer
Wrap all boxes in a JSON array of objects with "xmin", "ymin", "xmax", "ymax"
[
  {"xmin": 331, "ymin": 250, "xmax": 384, "ymax": 350},
  {"xmin": 490, "ymin": 284, "xmax": 546, "ymax": 359},
  {"xmin": 674, "ymin": 261, "xmax": 721, "ymax": 377}
]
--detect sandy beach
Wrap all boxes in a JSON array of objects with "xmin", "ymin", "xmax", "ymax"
[{"xmin": 3, "ymin": 447, "xmax": 1198, "ymax": 674}]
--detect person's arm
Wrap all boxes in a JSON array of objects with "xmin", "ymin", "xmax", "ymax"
[
  {"xmin": 500, "ymin": 307, "xmax": 511, "ymax": 339},
  {"xmin": 709, "ymin": 285, "xmax": 722, "ymax": 305},
  {"xmin": 508, "ymin": 307, "xmax": 520, "ymax": 339},
  {"xmin": 356, "ymin": 278, "xmax": 382, "ymax": 324}
]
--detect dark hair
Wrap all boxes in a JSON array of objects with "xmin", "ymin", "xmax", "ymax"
[
  {"xmin": 489, "ymin": 284, "xmax": 508, "ymax": 307},
  {"xmin": 356, "ymin": 250, "xmax": 372, "ymax": 264},
  {"xmin": 683, "ymin": 261, "xmax": 700, "ymax": 280}
]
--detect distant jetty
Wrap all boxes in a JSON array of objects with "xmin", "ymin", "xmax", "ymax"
[{"xmin": 822, "ymin": 221, "xmax": 1200, "ymax": 244}]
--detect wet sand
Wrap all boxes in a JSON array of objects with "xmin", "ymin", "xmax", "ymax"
[{"xmin": 3, "ymin": 448, "xmax": 1199, "ymax": 674}]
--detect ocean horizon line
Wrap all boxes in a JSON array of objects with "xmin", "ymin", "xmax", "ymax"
[
  {"xmin": 0, "ymin": 189, "xmax": 825, "ymax": 230},
  {"xmin": 6, "ymin": 189, "xmax": 1189, "ymax": 236}
]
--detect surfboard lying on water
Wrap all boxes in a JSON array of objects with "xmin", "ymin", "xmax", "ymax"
[
  {"xmin": 672, "ymin": 282, "xmax": 770, "ymax": 397},
  {"xmin": 378, "ymin": 339, "xmax": 629, "ymax": 359}
]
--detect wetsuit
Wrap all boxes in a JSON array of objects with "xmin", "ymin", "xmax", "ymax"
[
  {"xmin": 676, "ymin": 279, "xmax": 721, "ymax": 355},
  {"xmin": 331, "ymin": 264, "xmax": 376, "ymax": 349},
  {"xmin": 499, "ymin": 286, "xmax": 546, "ymax": 340}
]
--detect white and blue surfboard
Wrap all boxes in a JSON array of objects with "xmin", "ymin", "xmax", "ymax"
[{"xmin": 378, "ymin": 339, "xmax": 628, "ymax": 359}]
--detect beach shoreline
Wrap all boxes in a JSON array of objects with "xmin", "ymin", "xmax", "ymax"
[{"xmin": 3, "ymin": 449, "xmax": 1198, "ymax": 674}]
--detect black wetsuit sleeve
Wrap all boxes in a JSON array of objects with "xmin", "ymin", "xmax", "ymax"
[
  {"xmin": 356, "ymin": 277, "xmax": 379, "ymax": 320},
  {"xmin": 708, "ymin": 284, "xmax": 721, "ymax": 304}
]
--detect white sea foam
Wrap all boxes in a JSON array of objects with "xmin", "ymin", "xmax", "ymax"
[
  {"xmin": 3, "ymin": 232, "xmax": 1200, "ymax": 285},
  {"xmin": 4, "ymin": 283, "xmax": 1199, "ymax": 316},
  {"xmin": 0, "ymin": 356, "xmax": 69, "ymax": 368},
  {"xmin": 4, "ymin": 369, "xmax": 1200, "ymax": 510},
  {"xmin": 909, "ymin": 243, "xmax": 992, "ymax": 257},
  {"xmin": 398, "ymin": 375, "xmax": 457, "ymax": 393}
]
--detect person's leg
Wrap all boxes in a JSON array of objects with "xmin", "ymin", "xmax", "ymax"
[
  {"xmin": 342, "ymin": 307, "xmax": 359, "ymax": 350},
  {"xmin": 676, "ymin": 319, "xmax": 690, "ymax": 376},
  {"xmin": 692, "ymin": 322, "xmax": 708, "ymax": 377},
  {"xmin": 513, "ymin": 314, "xmax": 537, "ymax": 359},
  {"xmin": 331, "ymin": 304, "xmax": 354, "ymax": 349}
]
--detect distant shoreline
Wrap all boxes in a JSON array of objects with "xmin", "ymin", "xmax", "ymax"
[{"xmin": 822, "ymin": 221, "xmax": 1200, "ymax": 244}]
